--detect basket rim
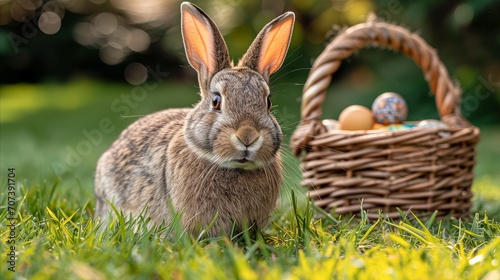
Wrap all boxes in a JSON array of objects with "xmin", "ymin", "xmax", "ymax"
[
  {"xmin": 315, "ymin": 125, "xmax": 478, "ymax": 135},
  {"xmin": 291, "ymin": 15, "xmax": 475, "ymax": 156}
]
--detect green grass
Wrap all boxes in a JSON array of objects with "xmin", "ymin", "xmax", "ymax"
[{"xmin": 1, "ymin": 81, "xmax": 499, "ymax": 279}]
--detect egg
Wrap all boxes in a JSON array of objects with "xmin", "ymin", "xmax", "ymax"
[
  {"xmin": 372, "ymin": 123, "xmax": 386, "ymax": 130},
  {"xmin": 386, "ymin": 124, "xmax": 416, "ymax": 131},
  {"xmin": 338, "ymin": 105, "xmax": 374, "ymax": 131},
  {"xmin": 371, "ymin": 92, "xmax": 408, "ymax": 125},
  {"xmin": 416, "ymin": 120, "xmax": 448, "ymax": 129},
  {"xmin": 417, "ymin": 119, "xmax": 450, "ymax": 137},
  {"xmin": 322, "ymin": 119, "xmax": 339, "ymax": 131}
]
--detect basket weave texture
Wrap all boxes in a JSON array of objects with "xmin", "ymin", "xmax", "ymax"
[{"xmin": 290, "ymin": 16, "xmax": 480, "ymax": 219}]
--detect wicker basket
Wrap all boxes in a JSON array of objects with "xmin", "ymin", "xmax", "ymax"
[{"xmin": 290, "ymin": 16, "xmax": 480, "ymax": 220}]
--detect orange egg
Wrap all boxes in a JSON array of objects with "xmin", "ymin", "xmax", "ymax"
[
  {"xmin": 338, "ymin": 105, "xmax": 374, "ymax": 131},
  {"xmin": 372, "ymin": 123, "xmax": 386, "ymax": 130}
]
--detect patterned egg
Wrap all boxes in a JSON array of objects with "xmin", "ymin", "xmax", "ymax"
[{"xmin": 371, "ymin": 92, "xmax": 408, "ymax": 125}]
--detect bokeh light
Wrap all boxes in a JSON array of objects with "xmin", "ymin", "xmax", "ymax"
[
  {"xmin": 93, "ymin": 12, "xmax": 118, "ymax": 35},
  {"xmin": 10, "ymin": 0, "xmax": 35, "ymax": 22},
  {"xmin": 110, "ymin": 0, "xmax": 175, "ymax": 27},
  {"xmin": 99, "ymin": 43, "xmax": 125, "ymax": 65},
  {"xmin": 0, "ymin": 0, "xmax": 175, "ymax": 65},
  {"xmin": 108, "ymin": 26, "xmax": 131, "ymax": 48},
  {"xmin": 1, "ymin": 0, "xmax": 498, "ymax": 103},
  {"xmin": 124, "ymin": 62, "xmax": 148, "ymax": 85},
  {"xmin": 344, "ymin": 0, "xmax": 374, "ymax": 24},
  {"xmin": 38, "ymin": 11, "xmax": 61, "ymax": 35},
  {"xmin": 207, "ymin": 1, "xmax": 243, "ymax": 35},
  {"xmin": 42, "ymin": 0, "xmax": 65, "ymax": 19},
  {"xmin": 454, "ymin": 3, "xmax": 474, "ymax": 27},
  {"xmin": 73, "ymin": 13, "xmax": 153, "ymax": 64},
  {"xmin": 18, "ymin": 0, "xmax": 42, "ymax": 11},
  {"xmin": 127, "ymin": 29, "xmax": 150, "ymax": 52},
  {"xmin": 73, "ymin": 22, "xmax": 94, "ymax": 46}
]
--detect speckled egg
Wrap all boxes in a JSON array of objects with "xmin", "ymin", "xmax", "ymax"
[{"xmin": 371, "ymin": 92, "xmax": 408, "ymax": 125}]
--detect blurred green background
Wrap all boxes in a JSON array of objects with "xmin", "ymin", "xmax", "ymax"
[
  {"xmin": 1, "ymin": 0, "xmax": 499, "ymax": 123},
  {"xmin": 1, "ymin": 0, "xmax": 499, "ymax": 214}
]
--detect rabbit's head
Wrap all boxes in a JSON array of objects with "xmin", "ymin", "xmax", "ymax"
[{"xmin": 180, "ymin": 2, "xmax": 294, "ymax": 170}]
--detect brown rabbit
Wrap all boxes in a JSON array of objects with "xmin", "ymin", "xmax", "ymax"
[{"xmin": 94, "ymin": 2, "xmax": 295, "ymax": 237}]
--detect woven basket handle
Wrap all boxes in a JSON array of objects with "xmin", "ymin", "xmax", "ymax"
[{"xmin": 291, "ymin": 16, "xmax": 470, "ymax": 156}]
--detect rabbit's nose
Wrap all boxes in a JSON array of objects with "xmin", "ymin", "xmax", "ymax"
[{"xmin": 235, "ymin": 126, "xmax": 260, "ymax": 147}]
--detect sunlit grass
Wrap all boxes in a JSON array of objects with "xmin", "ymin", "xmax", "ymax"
[
  {"xmin": 1, "ymin": 180, "xmax": 499, "ymax": 279},
  {"xmin": 472, "ymin": 176, "xmax": 500, "ymax": 220},
  {"xmin": 0, "ymin": 81, "xmax": 102, "ymax": 123},
  {"xmin": 474, "ymin": 177, "xmax": 500, "ymax": 200}
]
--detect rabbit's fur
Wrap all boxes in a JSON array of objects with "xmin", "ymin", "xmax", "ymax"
[{"xmin": 95, "ymin": 2, "xmax": 294, "ymax": 237}]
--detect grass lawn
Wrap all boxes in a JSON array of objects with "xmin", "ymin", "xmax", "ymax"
[{"xmin": 1, "ymin": 80, "xmax": 499, "ymax": 279}]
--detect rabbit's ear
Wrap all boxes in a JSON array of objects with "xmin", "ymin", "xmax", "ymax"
[
  {"xmin": 238, "ymin": 12, "xmax": 295, "ymax": 82},
  {"xmin": 181, "ymin": 2, "xmax": 230, "ymax": 92}
]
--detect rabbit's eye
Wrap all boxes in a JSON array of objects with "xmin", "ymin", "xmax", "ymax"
[
  {"xmin": 266, "ymin": 96, "xmax": 272, "ymax": 111},
  {"xmin": 212, "ymin": 93, "xmax": 222, "ymax": 110}
]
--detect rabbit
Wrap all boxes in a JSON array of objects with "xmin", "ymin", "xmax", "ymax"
[{"xmin": 94, "ymin": 1, "xmax": 295, "ymax": 237}]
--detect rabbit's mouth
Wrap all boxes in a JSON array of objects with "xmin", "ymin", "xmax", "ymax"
[
  {"xmin": 223, "ymin": 158, "xmax": 260, "ymax": 170},
  {"xmin": 236, "ymin": 158, "xmax": 248, "ymax": 164}
]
